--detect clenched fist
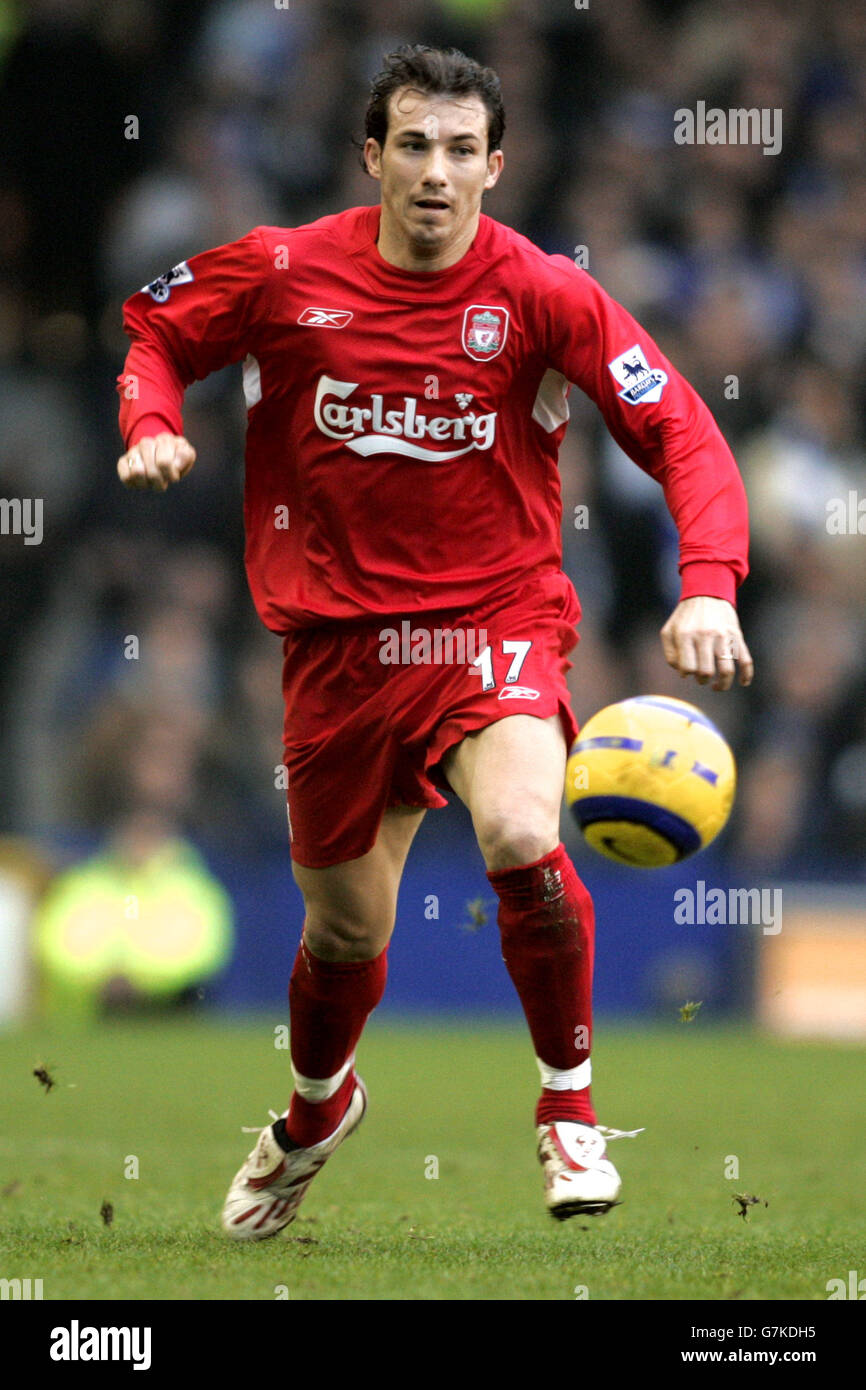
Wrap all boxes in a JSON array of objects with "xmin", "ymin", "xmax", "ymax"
[{"xmin": 117, "ymin": 433, "xmax": 196, "ymax": 492}]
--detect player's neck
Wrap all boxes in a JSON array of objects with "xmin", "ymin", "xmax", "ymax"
[{"xmin": 376, "ymin": 205, "xmax": 479, "ymax": 273}]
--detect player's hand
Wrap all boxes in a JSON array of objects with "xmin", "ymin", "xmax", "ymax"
[
  {"xmin": 117, "ymin": 434, "xmax": 196, "ymax": 492},
  {"xmin": 660, "ymin": 596, "xmax": 754, "ymax": 692}
]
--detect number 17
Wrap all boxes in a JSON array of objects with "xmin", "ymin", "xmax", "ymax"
[{"xmin": 472, "ymin": 640, "xmax": 532, "ymax": 691}]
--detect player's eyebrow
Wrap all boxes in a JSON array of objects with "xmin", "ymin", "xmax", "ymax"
[{"xmin": 397, "ymin": 128, "xmax": 481, "ymax": 142}]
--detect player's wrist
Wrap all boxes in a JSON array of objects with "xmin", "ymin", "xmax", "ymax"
[
  {"xmin": 678, "ymin": 561, "xmax": 738, "ymax": 607},
  {"xmin": 127, "ymin": 415, "xmax": 181, "ymax": 449}
]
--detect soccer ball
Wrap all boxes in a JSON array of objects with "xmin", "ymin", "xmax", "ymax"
[{"xmin": 565, "ymin": 695, "xmax": 736, "ymax": 868}]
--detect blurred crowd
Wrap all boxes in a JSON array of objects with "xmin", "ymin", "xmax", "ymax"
[{"xmin": 1, "ymin": 0, "xmax": 865, "ymax": 880}]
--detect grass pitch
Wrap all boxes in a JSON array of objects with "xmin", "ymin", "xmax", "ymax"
[{"xmin": 0, "ymin": 1016, "xmax": 863, "ymax": 1301}]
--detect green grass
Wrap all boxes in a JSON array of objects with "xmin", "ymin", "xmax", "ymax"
[{"xmin": 0, "ymin": 1016, "xmax": 864, "ymax": 1300}]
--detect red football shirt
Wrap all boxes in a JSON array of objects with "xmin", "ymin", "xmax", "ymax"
[{"xmin": 117, "ymin": 205, "xmax": 748, "ymax": 632}]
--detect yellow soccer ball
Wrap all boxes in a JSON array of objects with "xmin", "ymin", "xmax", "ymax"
[{"xmin": 565, "ymin": 695, "xmax": 737, "ymax": 867}]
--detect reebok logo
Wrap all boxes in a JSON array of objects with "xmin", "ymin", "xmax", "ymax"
[
  {"xmin": 313, "ymin": 374, "xmax": 497, "ymax": 461},
  {"xmin": 298, "ymin": 307, "xmax": 353, "ymax": 328}
]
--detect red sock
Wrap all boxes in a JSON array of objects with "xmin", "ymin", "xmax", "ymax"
[
  {"xmin": 285, "ymin": 936, "xmax": 387, "ymax": 1146},
  {"xmin": 487, "ymin": 843, "xmax": 597, "ymax": 1128}
]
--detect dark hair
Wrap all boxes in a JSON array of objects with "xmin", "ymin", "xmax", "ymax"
[{"xmin": 358, "ymin": 44, "xmax": 504, "ymax": 171}]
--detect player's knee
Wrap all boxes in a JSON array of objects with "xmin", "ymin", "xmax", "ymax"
[
  {"xmin": 302, "ymin": 906, "xmax": 392, "ymax": 961},
  {"xmin": 475, "ymin": 803, "xmax": 559, "ymax": 873}
]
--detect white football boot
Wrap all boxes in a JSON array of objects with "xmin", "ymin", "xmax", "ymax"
[
  {"xmin": 221, "ymin": 1078, "xmax": 367, "ymax": 1240},
  {"xmin": 537, "ymin": 1121, "xmax": 643, "ymax": 1221}
]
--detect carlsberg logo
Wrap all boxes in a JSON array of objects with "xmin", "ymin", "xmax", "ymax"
[{"xmin": 314, "ymin": 374, "xmax": 497, "ymax": 462}]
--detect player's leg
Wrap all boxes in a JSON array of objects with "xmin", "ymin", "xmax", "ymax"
[
  {"xmin": 442, "ymin": 714, "xmax": 622, "ymax": 1215},
  {"xmin": 222, "ymin": 805, "xmax": 424, "ymax": 1239},
  {"xmin": 442, "ymin": 711, "xmax": 565, "ymax": 868},
  {"xmin": 442, "ymin": 712, "xmax": 596, "ymax": 1123},
  {"xmin": 293, "ymin": 802, "xmax": 425, "ymax": 961},
  {"xmin": 285, "ymin": 804, "xmax": 425, "ymax": 1145}
]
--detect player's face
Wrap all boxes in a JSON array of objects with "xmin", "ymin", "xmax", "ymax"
[{"xmin": 365, "ymin": 89, "xmax": 503, "ymax": 268}]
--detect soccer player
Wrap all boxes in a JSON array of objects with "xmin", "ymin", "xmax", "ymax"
[{"xmin": 116, "ymin": 46, "xmax": 752, "ymax": 1235}]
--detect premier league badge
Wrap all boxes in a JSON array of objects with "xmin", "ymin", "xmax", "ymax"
[
  {"xmin": 462, "ymin": 305, "xmax": 509, "ymax": 361},
  {"xmin": 607, "ymin": 344, "xmax": 668, "ymax": 405},
  {"xmin": 142, "ymin": 261, "xmax": 195, "ymax": 303}
]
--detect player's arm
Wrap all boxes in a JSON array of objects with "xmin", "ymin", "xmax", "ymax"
[
  {"xmin": 541, "ymin": 263, "xmax": 753, "ymax": 691},
  {"xmin": 115, "ymin": 227, "xmax": 276, "ymax": 491}
]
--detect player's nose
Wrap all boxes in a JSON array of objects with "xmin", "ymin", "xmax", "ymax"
[{"xmin": 420, "ymin": 147, "xmax": 449, "ymax": 185}]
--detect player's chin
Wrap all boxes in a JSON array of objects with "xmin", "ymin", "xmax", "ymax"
[
  {"xmin": 409, "ymin": 210, "xmax": 448, "ymax": 230},
  {"xmin": 408, "ymin": 224, "xmax": 448, "ymax": 249}
]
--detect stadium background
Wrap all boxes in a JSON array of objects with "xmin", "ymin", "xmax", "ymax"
[{"xmin": 0, "ymin": 0, "xmax": 864, "ymax": 1030}]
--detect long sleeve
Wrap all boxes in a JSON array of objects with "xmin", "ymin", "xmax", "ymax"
[
  {"xmin": 116, "ymin": 226, "xmax": 277, "ymax": 449},
  {"xmin": 539, "ymin": 260, "xmax": 749, "ymax": 605}
]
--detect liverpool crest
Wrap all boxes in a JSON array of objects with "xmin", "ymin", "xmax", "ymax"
[{"xmin": 462, "ymin": 304, "xmax": 509, "ymax": 362}]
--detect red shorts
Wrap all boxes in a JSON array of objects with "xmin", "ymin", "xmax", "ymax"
[{"xmin": 281, "ymin": 570, "xmax": 581, "ymax": 867}]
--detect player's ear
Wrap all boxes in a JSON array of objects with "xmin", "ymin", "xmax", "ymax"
[
  {"xmin": 484, "ymin": 149, "xmax": 504, "ymax": 190},
  {"xmin": 364, "ymin": 138, "xmax": 383, "ymax": 180}
]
